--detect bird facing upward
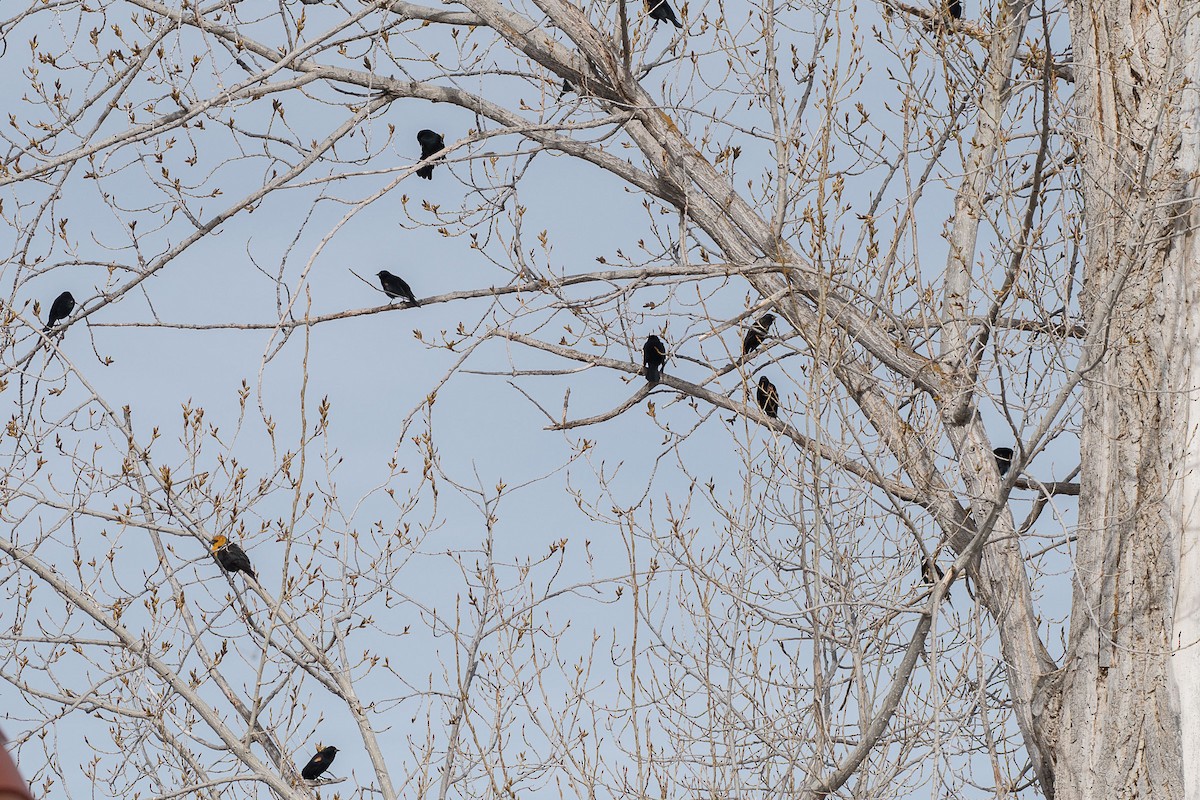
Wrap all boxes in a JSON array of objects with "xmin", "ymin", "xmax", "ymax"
[
  {"xmin": 301, "ymin": 745, "xmax": 338, "ymax": 780},
  {"xmin": 756, "ymin": 376, "xmax": 779, "ymax": 418},
  {"xmin": 993, "ymin": 447, "xmax": 1014, "ymax": 476},
  {"xmin": 210, "ymin": 535, "xmax": 256, "ymax": 580},
  {"xmin": 742, "ymin": 313, "xmax": 775, "ymax": 356},
  {"xmin": 643, "ymin": 335, "xmax": 667, "ymax": 384},
  {"xmin": 920, "ymin": 557, "xmax": 945, "ymax": 585},
  {"xmin": 645, "ymin": 0, "xmax": 682, "ymax": 27},
  {"xmin": 44, "ymin": 291, "xmax": 75, "ymax": 332},
  {"xmin": 416, "ymin": 130, "xmax": 446, "ymax": 179},
  {"xmin": 376, "ymin": 271, "xmax": 419, "ymax": 306}
]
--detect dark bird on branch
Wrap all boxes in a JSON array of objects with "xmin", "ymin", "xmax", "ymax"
[
  {"xmin": 560, "ymin": 79, "xmax": 574, "ymax": 98},
  {"xmin": 416, "ymin": 129, "xmax": 446, "ymax": 179},
  {"xmin": 645, "ymin": 0, "xmax": 682, "ymax": 28},
  {"xmin": 993, "ymin": 447, "xmax": 1014, "ymax": 476},
  {"xmin": 920, "ymin": 557, "xmax": 944, "ymax": 585},
  {"xmin": 301, "ymin": 745, "xmax": 338, "ymax": 780},
  {"xmin": 211, "ymin": 535, "xmax": 256, "ymax": 580},
  {"xmin": 643, "ymin": 335, "xmax": 666, "ymax": 384},
  {"xmin": 43, "ymin": 291, "xmax": 75, "ymax": 332},
  {"xmin": 944, "ymin": 0, "xmax": 962, "ymax": 18},
  {"xmin": 756, "ymin": 376, "xmax": 779, "ymax": 418},
  {"xmin": 377, "ymin": 271, "xmax": 419, "ymax": 306},
  {"xmin": 742, "ymin": 313, "xmax": 775, "ymax": 356}
]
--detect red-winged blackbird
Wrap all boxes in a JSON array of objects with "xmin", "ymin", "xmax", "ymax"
[
  {"xmin": 416, "ymin": 130, "xmax": 446, "ymax": 179},
  {"xmin": 44, "ymin": 291, "xmax": 75, "ymax": 332},
  {"xmin": 645, "ymin": 0, "xmax": 682, "ymax": 27},
  {"xmin": 945, "ymin": 0, "xmax": 962, "ymax": 18},
  {"xmin": 376, "ymin": 271, "xmax": 419, "ymax": 306},
  {"xmin": 993, "ymin": 447, "xmax": 1014, "ymax": 476},
  {"xmin": 643, "ymin": 335, "xmax": 666, "ymax": 383},
  {"xmin": 211, "ymin": 535, "xmax": 256, "ymax": 580},
  {"xmin": 742, "ymin": 313, "xmax": 775, "ymax": 356},
  {"xmin": 301, "ymin": 745, "xmax": 338, "ymax": 780},
  {"xmin": 756, "ymin": 376, "xmax": 779, "ymax": 418}
]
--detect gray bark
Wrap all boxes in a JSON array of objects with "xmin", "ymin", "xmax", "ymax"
[{"xmin": 1053, "ymin": 2, "xmax": 1200, "ymax": 797}]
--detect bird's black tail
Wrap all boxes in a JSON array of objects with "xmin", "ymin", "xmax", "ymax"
[
  {"xmin": 646, "ymin": 365, "xmax": 661, "ymax": 383},
  {"xmin": 671, "ymin": 15, "xmax": 682, "ymax": 27},
  {"xmin": 417, "ymin": 165, "xmax": 433, "ymax": 179}
]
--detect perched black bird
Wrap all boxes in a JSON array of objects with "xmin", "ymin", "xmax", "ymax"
[
  {"xmin": 211, "ymin": 535, "xmax": 256, "ymax": 580},
  {"xmin": 43, "ymin": 291, "xmax": 75, "ymax": 332},
  {"xmin": 756, "ymin": 376, "xmax": 779, "ymax": 418},
  {"xmin": 742, "ymin": 313, "xmax": 775, "ymax": 356},
  {"xmin": 377, "ymin": 271, "xmax": 419, "ymax": 306},
  {"xmin": 944, "ymin": 0, "xmax": 962, "ymax": 18},
  {"xmin": 560, "ymin": 79, "xmax": 574, "ymax": 98},
  {"xmin": 301, "ymin": 745, "xmax": 338, "ymax": 780},
  {"xmin": 920, "ymin": 557, "xmax": 945, "ymax": 585},
  {"xmin": 645, "ymin": 0, "xmax": 682, "ymax": 27},
  {"xmin": 416, "ymin": 129, "xmax": 446, "ymax": 179},
  {"xmin": 643, "ymin": 335, "xmax": 667, "ymax": 384},
  {"xmin": 993, "ymin": 447, "xmax": 1014, "ymax": 476}
]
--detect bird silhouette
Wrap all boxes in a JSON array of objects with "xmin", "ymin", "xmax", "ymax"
[
  {"xmin": 742, "ymin": 313, "xmax": 775, "ymax": 356},
  {"xmin": 43, "ymin": 291, "xmax": 75, "ymax": 332},
  {"xmin": 211, "ymin": 535, "xmax": 256, "ymax": 580},
  {"xmin": 416, "ymin": 130, "xmax": 446, "ymax": 179},
  {"xmin": 645, "ymin": 0, "xmax": 682, "ymax": 27},
  {"xmin": 643, "ymin": 335, "xmax": 666, "ymax": 384},
  {"xmin": 920, "ymin": 557, "xmax": 945, "ymax": 585},
  {"xmin": 756, "ymin": 376, "xmax": 779, "ymax": 418},
  {"xmin": 377, "ymin": 271, "xmax": 419, "ymax": 306},
  {"xmin": 993, "ymin": 447, "xmax": 1014, "ymax": 476},
  {"xmin": 944, "ymin": 0, "xmax": 962, "ymax": 18},
  {"xmin": 301, "ymin": 745, "xmax": 338, "ymax": 780}
]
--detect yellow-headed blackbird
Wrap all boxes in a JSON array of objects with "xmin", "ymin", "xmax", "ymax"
[
  {"xmin": 416, "ymin": 130, "xmax": 445, "ymax": 179},
  {"xmin": 377, "ymin": 271, "xmax": 419, "ymax": 307},
  {"xmin": 301, "ymin": 745, "xmax": 338, "ymax": 780},
  {"xmin": 645, "ymin": 0, "xmax": 682, "ymax": 28},
  {"xmin": 44, "ymin": 291, "xmax": 75, "ymax": 332},
  {"xmin": 643, "ymin": 335, "xmax": 666, "ymax": 384},
  {"xmin": 211, "ymin": 535, "xmax": 256, "ymax": 580},
  {"xmin": 742, "ymin": 313, "xmax": 775, "ymax": 356},
  {"xmin": 756, "ymin": 376, "xmax": 779, "ymax": 418},
  {"xmin": 993, "ymin": 447, "xmax": 1014, "ymax": 476}
]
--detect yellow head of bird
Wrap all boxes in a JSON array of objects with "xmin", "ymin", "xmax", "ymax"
[{"xmin": 210, "ymin": 535, "xmax": 228, "ymax": 552}]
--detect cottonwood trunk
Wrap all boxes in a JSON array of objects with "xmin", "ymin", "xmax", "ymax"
[{"xmin": 1052, "ymin": 3, "xmax": 1200, "ymax": 797}]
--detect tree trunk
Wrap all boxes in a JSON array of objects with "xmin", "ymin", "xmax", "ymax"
[{"xmin": 1054, "ymin": 3, "xmax": 1200, "ymax": 797}]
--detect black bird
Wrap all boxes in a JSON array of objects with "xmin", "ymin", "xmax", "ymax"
[
  {"xmin": 211, "ymin": 535, "xmax": 256, "ymax": 580},
  {"xmin": 756, "ymin": 376, "xmax": 779, "ymax": 418},
  {"xmin": 742, "ymin": 313, "xmax": 775, "ymax": 356},
  {"xmin": 993, "ymin": 447, "xmax": 1014, "ymax": 476},
  {"xmin": 301, "ymin": 745, "xmax": 338, "ymax": 780},
  {"xmin": 377, "ymin": 271, "xmax": 419, "ymax": 306},
  {"xmin": 643, "ymin": 335, "xmax": 667, "ymax": 383},
  {"xmin": 560, "ymin": 79, "xmax": 574, "ymax": 98},
  {"xmin": 416, "ymin": 129, "xmax": 446, "ymax": 180},
  {"xmin": 645, "ymin": 0, "xmax": 682, "ymax": 27},
  {"xmin": 43, "ymin": 291, "xmax": 75, "ymax": 332},
  {"xmin": 920, "ymin": 557, "xmax": 945, "ymax": 585},
  {"xmin": 944, "ymin": 0, "xmax": 962, "ymax": 18}
]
